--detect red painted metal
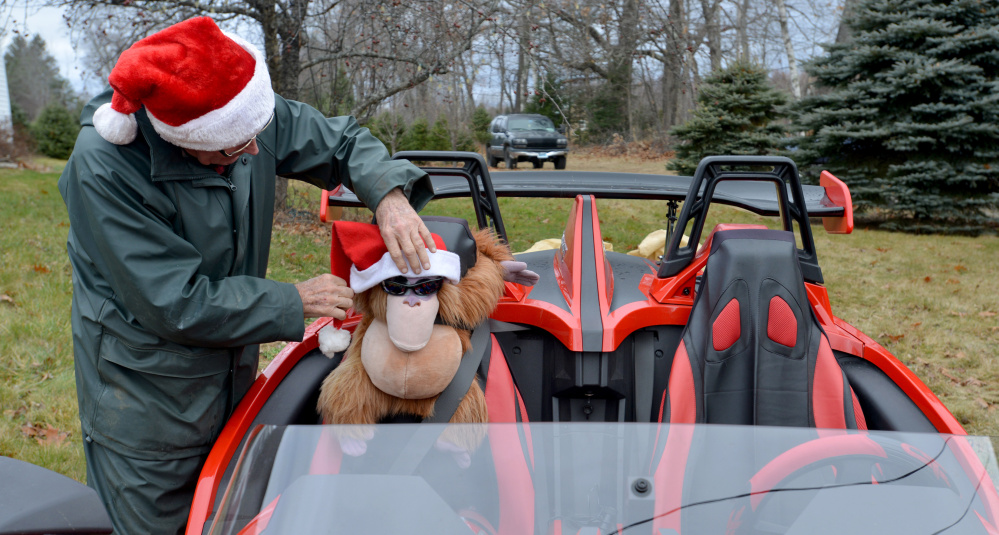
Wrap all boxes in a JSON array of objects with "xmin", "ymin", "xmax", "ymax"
[
  {"xmin": 832, "ymin": 318, "xmax": 965, "ymax": 435},
  {"xmin": 820, "ymin": 171, "xmax": 854, "ymax": 234},
  {"xmin": 185, "ymin": 315, "xmax": 359, "ymax": 534}
]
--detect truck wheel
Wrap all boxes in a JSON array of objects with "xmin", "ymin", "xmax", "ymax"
[
  {"xmin": 532, "ymin": 160, "xmax": 544, "ymax": 169},
  {"xmin": 554, "ymin": 156, "xmax": 567, "ymax": 170},
  {"xmin": 504, "ymin": 149, "xmax": 517, "ymax": 169},
  {"xmin": 487, "ymin": 153, "xmax": 500, "ymax": 168}
]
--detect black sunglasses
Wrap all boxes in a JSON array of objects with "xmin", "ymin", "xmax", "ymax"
[{"xmin": 380, "ymin": 276, "xmax": 444, "ymax": 297}]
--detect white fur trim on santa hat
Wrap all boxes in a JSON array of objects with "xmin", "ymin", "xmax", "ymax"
[
  {"xmin": 350, "ymin": 249, "xmax": 461, "ymax": 293},
  {"xmin": 318, "ymin": 324, "xmax": 352, "ymax": 357},
  {"xmin": 93, "ymin": 102, "xmax": 138, "ymax": 145},
  {"xmin": 146, "ymin": 32, "xmax": 275, "ymax": 151}
]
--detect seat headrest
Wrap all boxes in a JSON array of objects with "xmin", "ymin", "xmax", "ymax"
[{"xmin": 421, "ymin": 216, "xmax": 477, "ymax": 278}]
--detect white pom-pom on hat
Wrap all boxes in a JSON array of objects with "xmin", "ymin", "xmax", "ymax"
[
  {"xmin": 93, "ymin": 103, "xmax": 138, "ymax": 145},
  {"xmin": 318, "ymin": 324, "xmax": 351, "ymax": 358}
]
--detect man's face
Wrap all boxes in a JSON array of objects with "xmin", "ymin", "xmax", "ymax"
[{"xmin": 183, "ymin": 139, "xmax": 260, "ymax": 166}]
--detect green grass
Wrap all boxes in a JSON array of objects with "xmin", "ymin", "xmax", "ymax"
[{"xmin": 2, "ymin": 154, "xmax": 997, "ymax": 486}]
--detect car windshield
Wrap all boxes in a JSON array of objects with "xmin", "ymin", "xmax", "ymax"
[
  {"xmin": 508, "ymin": 116, "xmax": 556, "ymax": 132},
  {"xmin": 208, "ymin": 423, "xmax": 999, "ymax": 534}
]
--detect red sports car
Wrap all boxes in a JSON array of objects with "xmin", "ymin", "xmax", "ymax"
[{"xmin": 180, "ymin": 154, "xmax": 999, "ymax": 534}]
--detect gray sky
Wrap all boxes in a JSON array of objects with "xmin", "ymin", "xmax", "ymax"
[{"xmin": 2, "ymin": 5, "xmax": 88, "ymax": 93}]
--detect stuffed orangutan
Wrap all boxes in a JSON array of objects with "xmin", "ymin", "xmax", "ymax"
[{"xmin": 316, "ymin": 218, "xmax": 536, "ymax": 460}]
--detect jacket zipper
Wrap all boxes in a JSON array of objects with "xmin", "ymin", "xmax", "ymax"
[{"xmin": 221, "ymin": 166, "xmax": 239, "ymax": 418}]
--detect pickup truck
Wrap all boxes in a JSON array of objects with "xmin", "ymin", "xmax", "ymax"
[{"xmin": 486, "ymin": 113, "xmax": 569, "ymax": 169}]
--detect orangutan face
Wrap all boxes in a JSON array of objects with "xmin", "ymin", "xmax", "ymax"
[{"xmin": 381, "ymin": 276, "xmax": 444, "ymax": 352}]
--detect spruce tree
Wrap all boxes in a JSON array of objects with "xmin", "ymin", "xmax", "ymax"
[
  {"xmin": 790, "ymin": 0, "xmax": 999, "ymax": 233},
  {"xmin": 669, "ymin": 61, "xmax": 788, "ymax": 176},
  {"xmin": 31, "ymin": 104, "xmax": 80, "ymax": 160}
]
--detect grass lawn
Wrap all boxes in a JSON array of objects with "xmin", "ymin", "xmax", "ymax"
[{"xmin": 2, "ymin": 150, "xmax": 997, "ymax": 486}]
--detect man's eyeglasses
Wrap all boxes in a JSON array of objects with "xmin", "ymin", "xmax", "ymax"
[
  {"xmin": 219, "ymin": 113, "xmax": 274, "ymax": 157},
  {"xmin": 380, "ymin": 276, "xmax": 445, "ymax": 297}
]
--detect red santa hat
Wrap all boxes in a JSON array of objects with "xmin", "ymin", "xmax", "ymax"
[
  {"xmin": 330, "ymin": 221, "xmax": 461, "ymax": 293},
  {"xmin": 93, "ymin": 17, "xmax": 275, "ymax": 150}
]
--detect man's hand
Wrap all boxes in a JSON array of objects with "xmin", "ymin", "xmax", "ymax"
[
  {"xmin": 296, "ymin": 274, "xmax": 354, "ymax": 319},
  {"xmin": 373, "ymin": 188, "xmax": 435, "ymax": 275}
]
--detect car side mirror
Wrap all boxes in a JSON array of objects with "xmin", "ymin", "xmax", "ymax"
[{"xmin": 558, "ymin": 124, "xmax": 567, "ymax": 134}]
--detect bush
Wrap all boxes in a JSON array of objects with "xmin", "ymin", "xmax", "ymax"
[
  {"xmin": 668, "ymin": 61, "xmax": 787, "ymax": 176},
  {"xmin": 399, "ymin": 118, "xmax": 430, "ymax": 151},
  {"xmin": 31, "ymin": 104, "xmax": 79, "ymax": 160},
  {"xmin": 471, "ymin": 106, "xmax": 491, "ymax": 150}
]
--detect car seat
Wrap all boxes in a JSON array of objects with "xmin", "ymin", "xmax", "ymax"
[
  {"xmin": 659, "ymin": 228, "xmax": 866, "ymax": 428},
  {"xmin": 651, "ymin": 228, "xmax": 867, "ymax": 534}
]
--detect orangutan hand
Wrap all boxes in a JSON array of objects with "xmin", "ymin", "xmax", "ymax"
[
  {"xmin": 500, "ymin": 260, "xmax": 540, "ymax": 286},
  {"xmin": 296, "ymin": 273, "xmax": 354, "ymax": 319},
  {"xmin": 374, "ymin": 188, "xmax": 435, "ymax": 275}
]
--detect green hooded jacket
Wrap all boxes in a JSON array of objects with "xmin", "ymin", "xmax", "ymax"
[{"xmin": 59, "ymin": 90, "xmax": 433, "ymax": 460}]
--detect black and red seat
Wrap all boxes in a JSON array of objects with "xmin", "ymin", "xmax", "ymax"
[
  {"xmin": 660, "ymin": 228, "xmax": 866, "ymax": 429},
  {"xmin": 651, "ymin": 228, "xmax": 868, "ymax": 534}
]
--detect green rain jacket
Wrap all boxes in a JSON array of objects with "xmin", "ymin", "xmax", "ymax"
[{"xmin": 59, "ymin": 90, "xmax": 432, "ymax": 460}]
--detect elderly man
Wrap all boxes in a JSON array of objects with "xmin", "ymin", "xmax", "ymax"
[{"xmin": 58, "ymin": 17, "xmax": 436, "ymax": 534}]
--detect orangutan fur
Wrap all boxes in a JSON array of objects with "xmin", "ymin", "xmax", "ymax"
[{"xmin": 317, "ymin": 228, "xmax": 512, "ymax": 451}]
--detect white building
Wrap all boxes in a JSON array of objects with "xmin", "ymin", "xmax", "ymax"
[{"xmin": 0, "ymin": 50, "xmax": 12, "ymax": 143}]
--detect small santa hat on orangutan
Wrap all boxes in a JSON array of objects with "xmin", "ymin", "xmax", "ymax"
[
  {"xmin": 317, "ymin": 220, "xmax": 462, "ymax": 356},
  {"xmin": 93, "ymin": 16, "xmax": 275, "ymax": 151}
]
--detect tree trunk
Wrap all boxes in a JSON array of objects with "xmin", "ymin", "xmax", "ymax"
[
  {"xmin": 514, "ymin": 11, "xmax": 531, "ymax": 113},
  {"xmin": 836, "ymin": 0, "xmax": 857, "ymax": 44},
  {"xmin": 774, "ymin": 0, "xmax": 800, "ymax": 99},
  {"xmin": 701, "ymin": 0, "xmax": 722, "ymax": 72},
  {"xmin": 661, "ymin": 0, "xmax": 686, "ymax": 130},
  {"xmin": 736, "ymin": 0, "xmax": 750, "ymax": 61},
  {"xmin": 270, "ymin": 0, "xmax": 308, "ymax": 212}
]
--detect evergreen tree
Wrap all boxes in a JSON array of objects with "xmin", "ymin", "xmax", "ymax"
[
  {"xmin": 669, "ymin": 61, "xmax": 788, "ymax": 176},
  {"xmin": 4, "ymin": 35, "xmax": 75, "ymax": 122},
  {"xmin": 368, "ymin": 112, "xmax": 407, "ymax": 154},
  {"xmin": 471, "ymin": 106, "xmax": 492, "ymax": 151},
  {"xmin": 428, "ymin": 118, "xmax": 452, "ymax": 151},
  {"xmin": 400, "ymin": 118, "xmax": 430, "ymax": 151},
  {"xmin": 31, "ymin": 104, "xmax": 80, "ymax": 160},
  {"xmin": 789, "ymin": 0, "xmax": 999, "ymax": 233},
  {"xmin": 524, "ymin": 73, "xmax": 570, "ymax": 127}
]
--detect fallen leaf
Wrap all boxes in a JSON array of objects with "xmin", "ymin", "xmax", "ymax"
[
  {"xmin": 911, "ymin": 322, "xmax": 922, "ymax": 328},
  {"xmin": 40, "ymin": 373, "xmax": 52, "ymax": 381},
  {"xmin": 0, "ymin": 294, "xmax": 14, "ymax": 306},
  {"xmin": 883, "ymin": 333, "xmax": 905, "ymax": 343},
  {"xmin": 32, "ymin": 264, "xmax": 50, "ymax": 274},
  {"xmin": 976, "ymin": 398, "xmax": 990, "ymax": 409},
  {"xmin": 950, "ymin": 311, "xmax": 967, "ymax": 317},
  {"xmin": 979, "ymin": 311, "xmax": 996, "ymax": 318},
  {"xmin": 21, "ymin": 423, "xmax": 69, "ymax": 446},
  {"xmin": 35, "ymin": 424, "xmax": 69, "ymax": 446},
  {"xmin": 947, "ymin": 279, "xmax": 960, "ymax": 284},
  {"xmin": 940, "ymin": 368, "xmax": 960, "ymax": 383},
  {"xmin": 945, "ymin": 351, "xmax": 966, "ymax": 359},
  {"xmin": 3, "ymin": 406, "xmax": 27, "ymax": 419},
  {"xmin": 924, "ymin": 276, "xmax": 932, "ymax": 283},
  {"xmin": 876, "ymin": 247, "xmax": 890, "ymax": 253},
  {"xmin": 954, "ymin": 265, "xmax": 968, "ymax": 273},
  {"xmin": 965, "ymin": 377, "xmax": 984, "ymax": 387}
]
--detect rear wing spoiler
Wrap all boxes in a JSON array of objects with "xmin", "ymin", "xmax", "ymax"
[{"xmin": 318, "ymin": 151, "xmax": 854, "ymax": 239}]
